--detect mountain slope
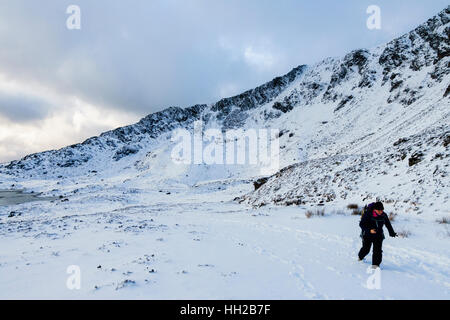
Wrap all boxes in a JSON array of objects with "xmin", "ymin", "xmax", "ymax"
[{"xmin": 239, "ymin": 7, "xmax": 449, "ymax": 210}]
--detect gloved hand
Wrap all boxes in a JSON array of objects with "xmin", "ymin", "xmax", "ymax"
[{"xmin": 390, "ymin": 232, "xmax": 398, "ymax": 238}]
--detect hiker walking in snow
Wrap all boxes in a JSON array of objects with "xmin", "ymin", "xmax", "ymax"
[{"xmin": 358, "ymin": 202, "xmax": 397, "ymax": 268}]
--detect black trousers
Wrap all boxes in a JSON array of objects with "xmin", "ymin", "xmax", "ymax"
[{"xmin": 358, "ymin": 236, "xmax": 383, "ymax": 266}]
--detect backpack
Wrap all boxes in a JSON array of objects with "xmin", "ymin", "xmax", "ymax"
[
  {"xmin": 359, "ymin": 203, "xmax": 376, "ymax": 238},
  {"xmin": 360, "ymin": 204, "xmax": 369, "ymax": 218}
]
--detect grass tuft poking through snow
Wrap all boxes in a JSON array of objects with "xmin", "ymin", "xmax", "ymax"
[
  {"xmin": 305, "ymin": 208, "xmax": 325, "ymax": 218},
  {"xmin": 397, "ymin": 230, "xmax": 412, "ymax": 238},
  {"xmin": 436, "ymin": 217, "xmax": 449, "ymax": 224},
  {"xmin": 388, "ymin": 213, "xmax": 397, "ymax": 221}
]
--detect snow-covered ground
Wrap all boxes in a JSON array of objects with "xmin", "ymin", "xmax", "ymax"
[{"xmin": 0, "ymin": 173, "xmax": 448, "ymax": 299}]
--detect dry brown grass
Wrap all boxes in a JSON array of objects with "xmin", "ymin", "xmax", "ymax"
[
  {"xmin": 436, "ymin": 217, "xmax": 449, "ymax": 224},
  {"xmin": 347, "ymin": 204, "xmax": 361, "ymax": 215},
  {"xmin": 397, "ymin": 230, "xmax": 411, "ymax": 238},
  {"xmin": 388, "ymin": 213, "xmax": 397, "ymax": 221},
  {"xmin": 305, "ymin": 208, "xmax": 325, "ymax": 218}
]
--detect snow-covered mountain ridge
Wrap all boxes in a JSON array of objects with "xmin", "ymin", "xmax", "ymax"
[{"xmin": 1, "ymin": 7, "xmax": 449, "ymax": 211}]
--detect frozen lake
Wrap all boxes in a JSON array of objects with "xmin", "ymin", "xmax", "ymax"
[{"xmin": 0, "ymin": 189, "xmax": 58, "ymax": 206}]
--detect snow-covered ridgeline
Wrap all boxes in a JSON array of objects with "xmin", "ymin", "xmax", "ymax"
[{"xmin": 0, "ymin": 7, "xmax": 448, "ymax": 209}]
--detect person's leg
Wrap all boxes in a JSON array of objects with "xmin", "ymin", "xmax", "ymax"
[
  {"xmin": 372, "ymin": 238, "xmax": 383, "ymax": 266},
  {"xmin": 358, "ymin": 237, "xmax": 372, "ymax": 260}
]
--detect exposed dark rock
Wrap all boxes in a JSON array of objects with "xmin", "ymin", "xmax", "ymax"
[
  {"xmin": 443, "ymin": 134, "xmax": 450, "ymax": 147},
  {"xmin": 335, "ymin": 95, "xmax": 354, "ymax": 112},
  {"xmin": 212, "ymin": 65, "xmax": 306, "ymax": 115},
  {"xmin": 113, "ymin": 146, "xmax": 140, "ymax": 161},
  {"xmin": 408, "ymin": 152, "xmax": 424, "ymax": 166},
  {"xmin": 272, "ymin": 101, "xmax": 294, "ymax": 113},
  {"xmin": 444, "ymin": 84, "xmax": 450, "ymax": 97},
  {"xmin": 8, "ymin": 211, "xmax": 22, "ymax": 218},
  {"xmin": 390, "ymin": 80, "xmax": 403, "ymax": 92},
  {"xmin": 394, "ymin": 138, "xmax": 409, "ymax": 146},
  {"xmin": 254, "ymin": 177, "xmax": 269, "ymax": 191}
]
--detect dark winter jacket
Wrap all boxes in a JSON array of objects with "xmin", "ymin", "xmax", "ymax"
[{"xmin": 360, "ymin": 205, "xmax": 396, "ymax": 239}]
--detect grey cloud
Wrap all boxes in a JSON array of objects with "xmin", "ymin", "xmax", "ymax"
[
  {"xmin": 0, "ymin": 92, "xmax": 51, "ymax": 122},
  {"xmin": 0, "ymin": 0, "xmax": 448, "ymax": 116}
]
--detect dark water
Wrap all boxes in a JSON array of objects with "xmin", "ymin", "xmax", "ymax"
[{"xmin": 0, "ymin": 190, "xmax": 58, "ymax": 206}]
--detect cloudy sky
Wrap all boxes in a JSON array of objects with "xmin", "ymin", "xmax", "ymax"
[{"xmin": 0, "ymin": 0, "xmax": 448, "ymax": 163}]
